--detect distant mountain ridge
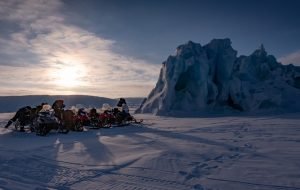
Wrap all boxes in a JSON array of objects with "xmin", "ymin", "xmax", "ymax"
[{"xmin": 0, "ymin": 95, "xmax": 144, "ymax": 113}]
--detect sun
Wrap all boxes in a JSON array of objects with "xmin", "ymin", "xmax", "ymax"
[
  {"xmin": 56, "ymin": 67, "xmax": 80, "ymax": 87},
  {"xmin": 51, "ymin": 64, "xmax": 86, "ymax": 88},
  {"xmin": 48, "ymin": 54, "xmax": 88, "ymax": 88}
]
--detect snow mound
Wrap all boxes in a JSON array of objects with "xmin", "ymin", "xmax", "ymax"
[{"xmin": 136, "ymin": 39, "xmax": 300, "ymax": 115}]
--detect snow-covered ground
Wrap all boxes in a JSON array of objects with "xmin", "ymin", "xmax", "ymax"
[{"xmin": 1, "ymin": 112, "xmax": 300, "ymax": 190}]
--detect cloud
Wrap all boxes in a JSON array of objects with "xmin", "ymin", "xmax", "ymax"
[
  {"xmin": 0, "ymin": 0, "xmax": 62, "ymax": 22},
  {"xmin": 278, "ymin": 50, "xmax": 300, "ymax": 66},
  {"xmin": 0, "ymin": 0, "xmax": 160, "ymax": 97}
]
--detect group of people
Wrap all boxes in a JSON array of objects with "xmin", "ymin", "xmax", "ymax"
[{"xmin": 4, "ymin": 98, "xmax": 132, "ymax": 132}]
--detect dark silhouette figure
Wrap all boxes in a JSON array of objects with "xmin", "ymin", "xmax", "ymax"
[{"xmin": 4, "ymin": 106, "xmax": 32, "ymax": 131}]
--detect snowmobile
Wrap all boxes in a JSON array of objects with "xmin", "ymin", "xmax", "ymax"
[
  {"xmin": 33, "ymin": 105, "xmax": 69, "ymax": 136},
  {"xmin": 73, "ymin": 108, "xmax": 90, "ymax": 131},
  {"xmin": 99, "ymin": 109, "xmax": 143, "ymax": 128},
  {"xmin": 99, "ymin": 110, "xmax": 114, "ymax": 128},
  {"xmin": 89, "ymin": 115, "xmax": 103, "ymax": 129},
  {"xmin": 115, "ymin": 113, "xmax": 143, "ymax": 126},
  {"xmin": 88, "ymin": 115, "xmax": 102, "ymax": 129},
  {"xmin": 88, "ymin": 108, "xmax": 102, "ymax": 129}
]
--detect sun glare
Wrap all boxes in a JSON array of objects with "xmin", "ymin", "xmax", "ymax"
[
  {"xmin": 56, "ymin": 67, "xmax": 80, "ymax": 87},
  {"xmin": 51, "ymin": 60, "xmax": 86, "ymax": 88}
]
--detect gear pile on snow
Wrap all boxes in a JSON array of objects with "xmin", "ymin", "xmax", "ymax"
[{"xmin": 136, "ymin": 39, "xmax": 300, "ymax": 115}]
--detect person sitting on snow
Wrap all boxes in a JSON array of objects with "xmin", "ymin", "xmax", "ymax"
[{"xmin": 4, "ymin": 106, "xmax": 32, "ymax": 131}]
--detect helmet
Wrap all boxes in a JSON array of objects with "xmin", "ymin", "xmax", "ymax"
[{"xmin": 117, "ymin": 98, "xmax": 126, "ymax": 107}]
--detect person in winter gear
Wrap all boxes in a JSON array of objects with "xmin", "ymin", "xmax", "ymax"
[
  {"xmin": 52, "ymin": 100, "xmax": 65, "ymax": 121},
  {"xmin": 112, "ymin": 107, "xmax": 120, "ymax": 116},
  {"xmin": 52, "ymin": 100, "xmax": 65, "ymax": 110},
  {"xmin": 4, "ymin": 106, "xmax": 32, "ymax": 131},
  {"xmin": 89, "ymin": 108, "xmax": 99, "ymax": 118},
  {"xmin": 75, "ymin": 108, "xmax": 90, "ymax": 126},
  {"xmin": 62, "ymin": 109, "xmax": 75, "ymax": 131},
  {"xmin": 88, "ymin": 108, "xmax": 101, "ymax": 128},
  {"xmin": 117, "ymin": 98, "xmax": 127, "ymax": 107},
  {"xmin": 117, "ymin": 98, "xmax": 129, "ymax": 114},
  {"xmin": 116, "ymin": 98, "xmax": 130, "ymax": 123},
  {"xmin": 78, "ymin": 108, "xmax": 86, "ymax": 116}
]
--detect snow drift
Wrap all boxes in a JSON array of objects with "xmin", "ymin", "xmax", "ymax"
[{"xmin": 136, "ymin": 39, "xmax": 300, "ymax": 115}]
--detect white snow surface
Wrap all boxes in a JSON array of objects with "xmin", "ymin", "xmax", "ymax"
[
  {"xmin": 136, "ymin": 39, "xmax": 300, "ymax": 115},
  {"xmin": 1, "ymin": 112, "xmax": 300, "ymax": 190}
]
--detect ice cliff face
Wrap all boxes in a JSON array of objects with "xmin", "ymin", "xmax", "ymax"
[{"xmin": 136, "ymin": 39, "xmax": 300, "ymax": 115}]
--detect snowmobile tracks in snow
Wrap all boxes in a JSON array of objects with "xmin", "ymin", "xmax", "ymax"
[
  {"xmin": 206, "ymin": 177, "xmax": 300, "ymax": 190},
  {"xmin": 82, "ymin": 172, "xmax": 197, "ymax": 190},
  {"xmin": 0, "ymin": 154, "xmax": 199, "ymax": 190}
]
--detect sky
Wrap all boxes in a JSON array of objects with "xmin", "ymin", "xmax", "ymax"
[{"xmin": 0, "ymin": 0, "xmax": 300, "ymax": 98}]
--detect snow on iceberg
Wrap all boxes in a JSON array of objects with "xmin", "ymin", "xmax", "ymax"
[{"xmin": 136, "ymin": 39, "xmax": 300, "ymax": 115}]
